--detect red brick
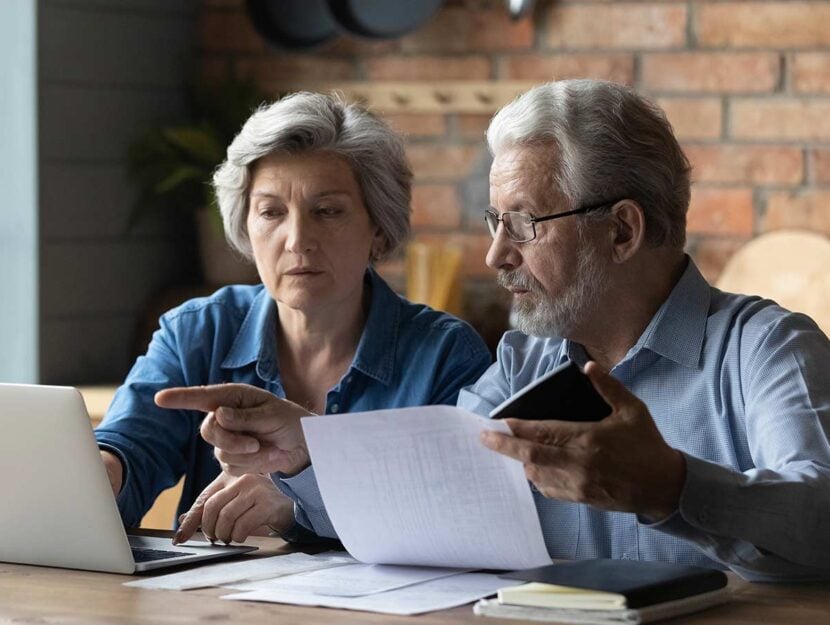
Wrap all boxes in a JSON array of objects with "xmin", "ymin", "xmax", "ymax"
[
  {"xmin": 697, "ymin": 2, "xmax": 830, "ymax": 48},
  {"xmin": 545, "ymin": 4, "xmax": 687, "ymax": 49},
  {"xmin": 687, "ymin": 187, "xmax": 754, "ymax": 235},
  {"xmin": 401, "ymin": 5, "xmax": 533, "ymax": 53},
  {"xmin": 657, "ymin": 98, "xmax": 722, "ymax": 140},
  {"xmin": 812, "ymin": 149, "xmax": 830, "ymax": 183},
  {"xmin": 411, "ymin": 185, "xmax": 462, "ymax": 229},
  {"xmin": 199, "ymin": 10, "xmax": 265, "ymax": 53},
  {"xmin": 364, "ymin": 55, "xmax": 491, "ymax": 81},
  {"xmin": 731, "ymin": 99, "xmax": 830, "ymax": 141},
  {"xmin": 791, "ymin": 53, "xmax": 830, "ymax": 93},
  {"xmin": 500, "ymin": 53, "xmax": 634, "ymax": 84},
  {"xmin": 412, "ymin": 233, "xmax": 495, "ymax": 278},
  {"xmin": 406, "ymin": 145, "xmax": 483, "ymax": 181},
  {"xmin": 642, "ymin": 53, "xmax": 779, "ymax": 93},
  {"xmin": 457, "ymin": 114, "xmax": 493, "ymax": 141},
  {"xmin": 386, "ymin": 114, "xmax": 447, "ymax": 139},
  {"xmin": 688, "ymin": 236, "xmax": 751, "ymax": 285},
  {"xmin": 684, "ymin": 145, "xmax": 803, "ymax": 185},
  {"xmin": 235, "ymin": 56, "xmax": 356, "ymax": 84},
  {"xmin": 763, "ymin": 191, "xmax": 830, "ymax": 236},
  {"xmin": 322, "ymin": 37, "xmax": 399, "ymax": 57}
]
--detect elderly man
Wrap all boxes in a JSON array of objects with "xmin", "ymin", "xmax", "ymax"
[{"xmin": 160, "ymin": 80, "xmax": 830, "ymax": 581}]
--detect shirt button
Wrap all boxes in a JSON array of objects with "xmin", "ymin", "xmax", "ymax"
[
  {"xmin": 345, "ymin": 376, "xmax": 353, "ymax": 384},
  {"xmin": 330, "ymin": 404, "xmax": 340, "ymax": 413}
]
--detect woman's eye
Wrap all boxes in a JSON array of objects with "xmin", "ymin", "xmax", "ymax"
[
  {"xmin": 257, "ymin": 206, "xmax": 283, "ymax": 219},
  {"xmin": 315, "ymin": 206, "xmax": 344, "ymax": 218}
]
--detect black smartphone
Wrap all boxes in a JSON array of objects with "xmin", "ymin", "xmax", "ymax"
[{"xmin": 489, "ymin": 360, "xmax": 611, "ymax": 421}]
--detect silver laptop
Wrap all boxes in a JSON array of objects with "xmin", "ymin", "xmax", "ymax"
[{"xmin": 0, "ymin": 383, "xmax": 257, "ymax": 573}]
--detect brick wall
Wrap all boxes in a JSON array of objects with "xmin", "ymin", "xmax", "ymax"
[{"xmin": 199, "ymin": 0, "xmax": 830, "ymax": 342}]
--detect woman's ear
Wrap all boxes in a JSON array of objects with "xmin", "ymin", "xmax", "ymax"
[
  {"xmin": 370, "ymin": 229, "xmax": 387, "ymax": 261},
  {"xmin": 609, "ymin": 200, "xmax": 646, "ymax": 263}
]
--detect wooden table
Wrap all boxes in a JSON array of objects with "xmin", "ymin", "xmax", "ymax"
[{"xmin": 1, "ymin": 533, "xmax": 829, "ymax": 625}]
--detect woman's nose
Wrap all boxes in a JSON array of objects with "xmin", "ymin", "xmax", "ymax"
[{"xmin": 284, "ymin": 212, "xmax": 316, "ymax": 254}]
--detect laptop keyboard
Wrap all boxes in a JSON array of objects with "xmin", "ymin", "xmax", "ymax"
[{"xmin": 131, "ymin": 547, "xmax": 191, "ymax": 563}]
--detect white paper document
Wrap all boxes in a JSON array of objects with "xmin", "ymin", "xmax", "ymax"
[
  {"xmin": 301, "ymin": 405, "xmax": 550, "ymax": 569},
  {"xmin": 225, "ymin": 563, "xmax": 468, "ymax": 596},
  {"xmin": 223, "ymin": 572, "xmax": 525, "ymax": 616},
  {"xmin": 124, "ymin": 552, "xmax": 356, "ymax": 590}
]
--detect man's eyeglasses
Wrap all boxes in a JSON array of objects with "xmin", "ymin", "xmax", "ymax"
[{"xmin": 484, "ymin": 199, "xmax": 621, "ymax": 243}]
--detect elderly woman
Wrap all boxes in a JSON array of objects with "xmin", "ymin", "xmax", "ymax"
[{"xmin": 95, "ymin": 92, "xmax": 491, "ymax": 544}]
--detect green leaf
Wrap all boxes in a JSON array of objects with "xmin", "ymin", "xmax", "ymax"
[
  {"xmin": 153, "ymin": 165, "xmax": 206, "ymax": 194},
  {"xmin": 162, "ymin": 127, "xmax": 224, "ymax": 165}
]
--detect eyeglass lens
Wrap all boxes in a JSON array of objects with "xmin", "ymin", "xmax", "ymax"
[{"xmin": 485, "ymin": 211, "xmax": 533, "ymax": 242}]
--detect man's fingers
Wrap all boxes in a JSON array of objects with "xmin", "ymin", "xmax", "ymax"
[
  {"xmin": 583, "ymin": 361, "xmax": 631, "ymax": 410},
  {"xmin": 480, "ymin": 429, "xmax": 562, "ymax": 466},
  {"xmin": 155, "ymin": 384, "xmax": 270, "ymax": 413},
  {"xmin": 201, "ymin": 414, "xmax": 260, "ymax": 453},
  {"xmin": 504, "ymin": 418, "xmax": 588, "ymax": 445},
  {"xmin": 213, "ymin": 399, "xmax": 310, "ymax": 434}
]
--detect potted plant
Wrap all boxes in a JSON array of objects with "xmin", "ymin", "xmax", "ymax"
[{"xmin": 128, "ymin": 79, "xmax": 267, "ymax": 285}]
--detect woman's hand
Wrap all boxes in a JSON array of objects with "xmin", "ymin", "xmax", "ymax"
[
  {"xmin": 174, "ymin": 472, "xmax": 295, "ymax": 545},
  {"xmin": 100, "ymin": 450, "xmax": 123, "ymax": 497},
  {"xmin": 155, "ymin": 383, "xmax": 311, "ymax": 476}
]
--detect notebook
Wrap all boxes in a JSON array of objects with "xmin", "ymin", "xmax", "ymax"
[
  {"xmin": 499, "ymin": 559, "xmax": 729, "ymax": 609},
  {"xmin": 0, "ymin": 383, "xmax": 256, "ymax": 573}
]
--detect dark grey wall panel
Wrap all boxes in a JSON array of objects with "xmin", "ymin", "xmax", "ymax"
[
  {"xmin": 44, "ymin": 0, "xmax": 193, "ymax": 15},
  {"xmin": 41, "ymin": 316, "xmax": 140, "ymax": 385},
  {"xmin": 40, "ymin": 85, "xmax": 186, "ymax": 162},
  {"xmin": 38, "ymin": 0, "xmax": 198, "ymax": 384},
  {"xmin": 40, "ymin": 162, "xmax": 194, "ymax": 239},
  {"xmin": 41, "ymin": 239, "xmax": 196, "ymax": 317},
  {"xmin": 40, "ymin": 5, "xmax": 192, "ymax": 87}
]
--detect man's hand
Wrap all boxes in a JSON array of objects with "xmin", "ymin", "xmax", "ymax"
[
  {"xmin": 100, "ymin": 450, "xmax": 123, "ymax": 497},
  {"xmin": 480, "ymin": 361, "xmax": 686, "ymax": 521},
  {"xmin": 155, "ymin": 384, "xmax": 311, "ymax": 476},
  {"xmin": 174, "ymin": 472, "xmax": 295, "ymax": 545}
]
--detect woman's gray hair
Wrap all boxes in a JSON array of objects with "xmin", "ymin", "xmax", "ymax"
[
  {"xmin": 214, "ymin": 92, "xmax": 412, "ymax": 260},
  {"xmin": 486, "ymin": 79, "xmax": 691, "ymax": 249}
]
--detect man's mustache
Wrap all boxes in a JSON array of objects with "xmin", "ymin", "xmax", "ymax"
[{"xmin": 497, "ymin": 270, "xmax": 540, "ymax": 292}]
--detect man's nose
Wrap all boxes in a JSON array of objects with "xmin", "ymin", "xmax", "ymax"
[{"xmin": 485, "ymin": 227, "xmax": 520, "ymax": 271}]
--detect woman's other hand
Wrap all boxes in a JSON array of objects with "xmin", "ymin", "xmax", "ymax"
[
  {"xmin": 174, "ymin": 472, "xmax": 294, "ymax": 545},
  {"xmin": 155, "ymin": 383, "xmax": 312, "ymax": 476},
  {"xmin": 100, "ymin": 450, "xmax": 123, "ymax": 497}
]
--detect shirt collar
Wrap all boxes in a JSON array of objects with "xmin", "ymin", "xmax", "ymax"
[
  {"xmin": 634, "ymin": 256, "xmax": 710, "ymax": 369},
  {"xmin": 350, "ymin": 267, "xmax": 399, "ymax": 385},
  {"xmin": 221, "ymin": 287, "xmax": 278, "ymax": 372},
  {"xmin": 221, "ymin": 268, "xmax": 400, "ymax": 385},
  {"xmin": 564, "ymin": 256, "xmax": 710, "ymax": 370}
]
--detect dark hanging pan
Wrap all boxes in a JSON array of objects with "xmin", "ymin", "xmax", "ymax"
[
  {"xmin": 246, "ymin": 0, "xmax": 339, "ymax": 50},
  {"xmin": 327, "ymin": 0, "xmax": 444, "ymax": 39}
]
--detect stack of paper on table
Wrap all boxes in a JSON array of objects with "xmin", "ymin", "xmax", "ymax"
[
  {"xmin": 127, "ymin": 405, "xmax": 553, "ymax": 614},
  {"xmin": 474, "ymin": 559, "xmax": 731, "ymax": 624}
]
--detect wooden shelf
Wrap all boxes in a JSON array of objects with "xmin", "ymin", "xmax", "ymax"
[{"xmin": 267, "ymin": 80, "xmax": 540, "ymax": 113}]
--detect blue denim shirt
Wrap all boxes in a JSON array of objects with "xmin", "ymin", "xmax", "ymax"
[
  {"xmin": 95, "ymin": 269, "xmax": 491, "ymax": 528},
  {"xmin": 459, "ymin": 258, "xmax": 830, "ymax": 581}
]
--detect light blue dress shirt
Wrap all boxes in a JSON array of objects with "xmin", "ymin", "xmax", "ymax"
[
  {"xmin": 458, "ymin": 258, "xmax": 830, "ymax": 581},
  {"xmin": 95, "ymin": 269, "xmax": 492, "ymax": 528}
]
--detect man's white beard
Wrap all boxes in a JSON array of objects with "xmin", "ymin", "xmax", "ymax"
[{"xmin": 499, "ymin": 239, "xmax": 609, "ymax": 338}]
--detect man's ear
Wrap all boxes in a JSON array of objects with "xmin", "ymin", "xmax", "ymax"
[{"xmin": 609, "ymin": 200, "xmax": 646, "ymax": 263}]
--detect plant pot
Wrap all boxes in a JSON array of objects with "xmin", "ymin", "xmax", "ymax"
[{"xmin": 196, "ymin": 209, "xmax": 260, "ymax": 286}]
